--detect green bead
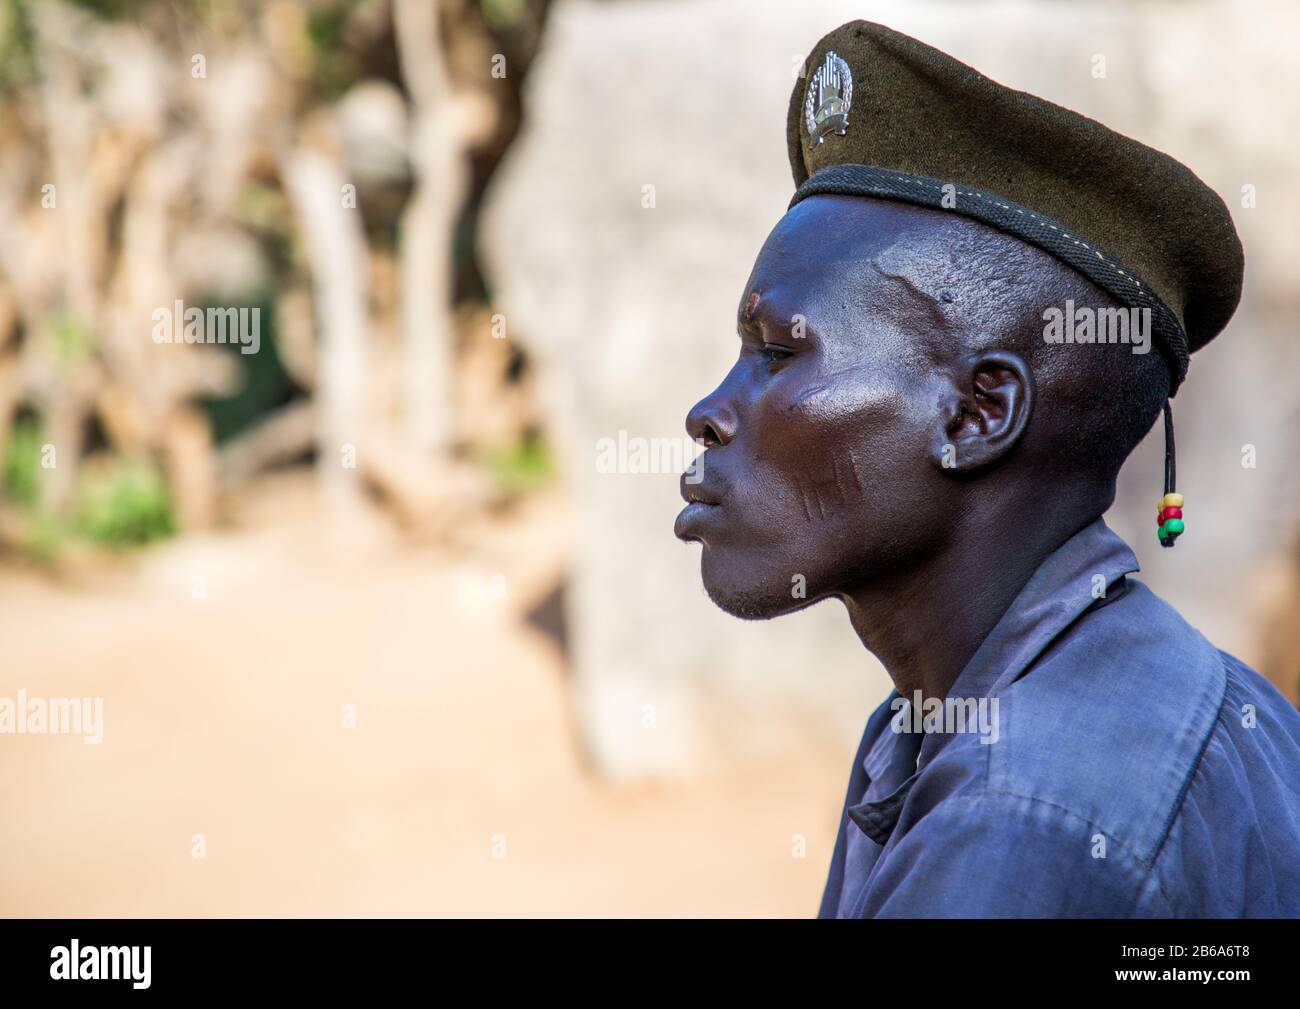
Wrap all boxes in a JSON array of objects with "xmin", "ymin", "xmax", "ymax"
[
  {"xmin": 1157, "ymin": 526, "xmax": 1170, "ymax": 542},
  {"xmin": 1162, "ymin": 518, "xmax": 1185, "ymax": 536}
]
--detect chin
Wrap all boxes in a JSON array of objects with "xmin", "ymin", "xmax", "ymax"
[{"xmin": 698, "ymin": 548, "xmax": 820, "ymax": 621}]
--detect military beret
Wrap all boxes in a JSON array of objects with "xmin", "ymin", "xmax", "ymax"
[{"xmin": 786, "ymin": 20, "xmax": 1245, "ymax": 394}]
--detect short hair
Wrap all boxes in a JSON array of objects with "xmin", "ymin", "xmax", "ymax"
[{"xmin": 875, "ymin": 210, "xmax": 1171, "ymax": 480}]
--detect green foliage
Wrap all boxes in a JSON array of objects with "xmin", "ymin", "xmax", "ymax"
[
  {"xmin": 0, "ymin": 0, "xmax": 38, "ymax": 93},
  {"xmin": 304, "ymin": 0, "xmax": 366, "ymax": 101},
  {"xmin": 485, "ymin": 432, "xmax": 553, "ymax": 496},
  {"xmin": 72, "ymin": 456, "xmax": 176, "ymax": 547},
  {"xmin": 197, "ymin": 294, "xmax": 300, "ymax": 445},
  {"xmin": 481, "ymin": 0, "xmax": 526, "ymax": 30},
  {"xmin": 2, "ymin": 415, "xmax": 43, "ymax": 507},
  {"xmin": 64, "ymin": 0, "xmax": 138, "ymax": 19},
  {"xmin": 306, "ymin": 0, "xmax": 352, "ymax": 50},
  {"xmin": 3, "ymin": 416, "xmax": 177, "ymax": 556},
  {"xmin": 51, "ymin": 312, "xmax": 94, "ymax": 366},
  {"xmin": 1, "ymin": 416, "xmax": 66, "ymax": 562}
]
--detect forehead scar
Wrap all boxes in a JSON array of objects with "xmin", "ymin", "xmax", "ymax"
[
  {"xmin": 871, "ymin": 248, "xmax": 963, "ymax": 323},
  {"xmin": 742, "ymin": 290, "xmax": 761, "ymax": 321}
]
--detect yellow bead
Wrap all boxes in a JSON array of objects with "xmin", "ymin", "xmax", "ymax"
[{"xmin": 1163, "ymin": 493, "xmax": 1184, "ymax": 508}]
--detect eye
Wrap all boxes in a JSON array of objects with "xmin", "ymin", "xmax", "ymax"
[{"xmin": 761, "ymin": 343, "xmax": 795, "ymax": 362}]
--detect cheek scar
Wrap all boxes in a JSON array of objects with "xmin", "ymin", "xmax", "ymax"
[
  {"xmin": 791, "ymin": 384, "xmax": 828, "ymax": 411},
  {"xmin": 795, "ymin": 452, "xmax": 866, "ymax": 523},
  {"xmin": 790, "ymin": 363, "xmax": 877, "ymax": 411}
]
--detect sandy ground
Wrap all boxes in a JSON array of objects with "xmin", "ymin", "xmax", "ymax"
[{"xmin": 0, "ymin": 473, "xmax": 849, "ymax": 917}]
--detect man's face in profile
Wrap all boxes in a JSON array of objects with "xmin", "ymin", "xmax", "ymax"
[{"xmin": 675, "ymin": 195, "xmax": 956, "ymax": 619}]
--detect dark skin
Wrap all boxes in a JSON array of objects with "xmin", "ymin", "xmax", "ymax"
[{"xmin": 675, "ymin": 194, "xmax": 1123, "ymax": 702}]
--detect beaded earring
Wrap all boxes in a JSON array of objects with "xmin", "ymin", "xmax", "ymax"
[{"xmin": 1157, "ymin": 402, "xmax": 1183, "ymax": 548}]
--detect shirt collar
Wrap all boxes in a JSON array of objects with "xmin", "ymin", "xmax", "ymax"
[
  {"xmin": 846, "ymin": 517, "xmax": 1140, "ymax": 842},
  {"xmin": 937, "ymin": 517, "xmax": 1138, "ymax": 700}
]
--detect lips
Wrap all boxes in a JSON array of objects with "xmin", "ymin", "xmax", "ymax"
[
  {"xmin": 679, "ymin": 471, "xmax": 724, "ymax": 507},
  {"xmin": 674, "ymin": 500, "xmax": 719, "ymax": 541},
  {"xmin": 675, "ymin": 472, "xmax": 727, "ymax": 541},
  {"xmin": 680, "ymin": 485, "xmax": 720, "ymax": 507}
]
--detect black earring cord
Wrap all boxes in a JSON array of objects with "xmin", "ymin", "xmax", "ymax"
[
  {"xmin": 1163, "ymin": 400, "xmax": 1176, "ymax": 496},
  {"xmin": 1161, "ymin": 400, "xmax": 1178, "ymax": 548}
]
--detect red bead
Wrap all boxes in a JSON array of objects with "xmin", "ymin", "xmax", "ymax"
[{"xmin": 1161, "ymin": 506, "xmax": 1183, "ymax": 521}]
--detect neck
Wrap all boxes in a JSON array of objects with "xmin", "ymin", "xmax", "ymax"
[{"xmin": 840, "ymin": 506, "xmax": 1096, "ymax": 701}]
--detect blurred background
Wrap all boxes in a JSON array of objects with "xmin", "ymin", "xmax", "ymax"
[{"xmin": 0, "ymin": 0, "xmax": 1296, "ymax": 916}]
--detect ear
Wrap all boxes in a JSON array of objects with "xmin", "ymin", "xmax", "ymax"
[{"xmin": 930, "ymin": 351, "xmax": 1034, "ymax": 474}]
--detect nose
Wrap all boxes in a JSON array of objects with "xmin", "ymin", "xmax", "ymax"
[{"xmin": 686, "ymin": 385, "xmax": 737, "ymax": 448}]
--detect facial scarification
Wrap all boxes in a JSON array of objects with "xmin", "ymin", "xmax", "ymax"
[
  {"xmin": 676, "ymin": 192, "xmax": 1128, "ymax": 621},
  {"xmin": 675, "ymin": 195, "xmax": 954, "ymax": 619},
  {"xmin": 795, "ymin": 449, "xmax": 867, "ymax": 522}
]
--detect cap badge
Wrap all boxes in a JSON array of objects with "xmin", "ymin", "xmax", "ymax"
[{"xmin": 804, "ymin": 50, "xmax": 853, "ymax": 144}]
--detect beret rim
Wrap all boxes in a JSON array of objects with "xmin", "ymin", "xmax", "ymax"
[{"xmin": 791, "ymin": 164, "xmax": 1190, "ymax": 392}]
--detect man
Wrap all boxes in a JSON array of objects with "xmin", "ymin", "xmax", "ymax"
[{"xmin": 673, "ymin": 20, "xmax": 1300, "ymax": 917}]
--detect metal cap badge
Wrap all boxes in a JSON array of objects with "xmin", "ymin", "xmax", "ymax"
[{"xmin": 804, "ymin": 51, "xmax": 853, "ymax": 144}]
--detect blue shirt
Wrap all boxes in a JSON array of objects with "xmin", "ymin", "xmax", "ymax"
[{"xmin": 820, "ymin": 518, "xmax": 1300, "ymax": 917}]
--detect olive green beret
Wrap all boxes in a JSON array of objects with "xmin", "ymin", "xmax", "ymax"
[{"xmin": 786, "ymin": 21, "xmax": 1244, "ymax": 393}]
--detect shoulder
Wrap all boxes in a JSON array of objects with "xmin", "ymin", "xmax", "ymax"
[
  {"xmin": 981, "ymin": 578, "xmax": 1224, "ymax": 858},
  {"xmin": 920, "ymin": 578, "xmax": 1224, "ymax": 858},
  {"xmin": 908, "ymin": 577, "xmax": 1300, "ymax": 914},
  {"xmin": 1155, "ymin": 648, "xmax": 1300, "ymax": 914}
]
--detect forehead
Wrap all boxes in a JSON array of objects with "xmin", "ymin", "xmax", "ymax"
[
  {"xmin": 741, "ymin": 195, "xmax": 964, "ymax": 326},
  {"xmin": 758, "ymin": 195, "xmax": 935, "ymax": 264}
]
